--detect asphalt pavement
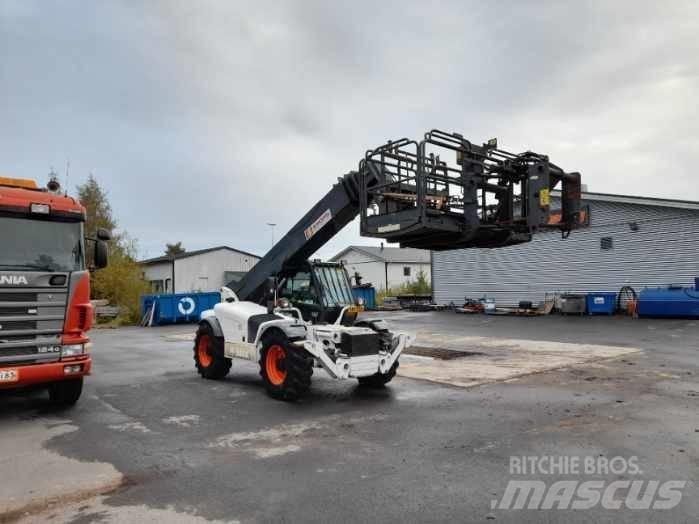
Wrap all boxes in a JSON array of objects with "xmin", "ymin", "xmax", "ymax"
[{"xmin": 1, "ymin": 312, "xmax": 697, "ymax": 523}]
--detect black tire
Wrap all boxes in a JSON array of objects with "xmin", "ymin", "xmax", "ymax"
[
  {"xmin": 259, "ymin": 331, "xmax": 313, "ymax": 401},
  {"xmin": 358, "ymin": 360, "xmax": 399, "ymax": 388},
  {"xmin": 194, "ymin": 322, "xmax": 231, "ymax": 379},
  {"xmin": 48, "ymin": 378, "xmax": 83, "ymax": 406}
]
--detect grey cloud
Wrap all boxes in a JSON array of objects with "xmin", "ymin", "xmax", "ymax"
[{"xmin": 1, "ymin": 0, "xmax": 697, "ymax": 260}]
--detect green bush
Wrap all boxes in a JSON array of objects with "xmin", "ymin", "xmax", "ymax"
[
  {"xmin": 91, "ymin": 237, "xmax": 150, "ymax": 325},
  {"xmin": 376, "ymin": 269, "xmax": 431, "ymax": 305}
]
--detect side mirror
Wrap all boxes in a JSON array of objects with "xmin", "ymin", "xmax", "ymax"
[
  {"xmin": 266, "ymin": 277, "xmax": 277, "ymax": 297},
  {"xmin": 94, "ymin": 240, "xmax": 108, "ymax": 269},
  {"xmin": 266, "ymin": 277, "xmax": 277, "ymax": 313},
  {"xmin": 96, "ymin": 228, "xmax": 111, "ymax": 241}
]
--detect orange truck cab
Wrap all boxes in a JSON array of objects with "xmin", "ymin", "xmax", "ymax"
[{"xmin": 0, "ymin": 176, "xmax": 108, "ymax": 405}]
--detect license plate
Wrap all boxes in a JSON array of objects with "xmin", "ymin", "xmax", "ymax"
[
  {"xmin": 348, "ymin": 305, "xmax": 364, "ymax": 314},
  {"xmin": 0, "ymin": 369, "xmax": 18, "ymax": 383}
]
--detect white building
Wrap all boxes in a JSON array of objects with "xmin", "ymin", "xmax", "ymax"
[
  {"xmin": 330, "ymin": 245, "xmax": 431, "ymax": 291},
  {"xmin": 140, "ymin": 246, "xmax": 261, "ymax": 294},
  {"xmin": 432, "ymin": 191, "xmax": 699, "ymax": 307}
]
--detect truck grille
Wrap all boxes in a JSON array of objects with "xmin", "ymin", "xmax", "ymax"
[
  {"xmin": 0, "ymin": 307, "xmax": 32, "ymax": 316},
  {"xmin": 0, "ymin": 292, "xmax": 37, "ymax": 303},
  {"xmin": 0, "ymin": 346, "xmax": 40, "ymax": 357},
  {"xmin": 0, "ymin": 320, "xmax": 37, "ymax": 331},
  {"xmin": 0, "ymin": 283, "xmax": 67, "ymax": 363}
]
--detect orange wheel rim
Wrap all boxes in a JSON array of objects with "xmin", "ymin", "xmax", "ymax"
[
  {"xmin": 266, "ymin": 344, "xmax": 287, "ymax": 386},
  {"xmin": 197, "ymin": 334, "xmax": 213, "ymax": 367}
]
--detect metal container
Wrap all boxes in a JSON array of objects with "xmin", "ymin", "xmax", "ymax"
[
  {"xmin": 637, "ymin": 286, "xmax": 699, "ymax": 318},
  {"xmin": 353, "ymin": 285, "xmax": 376, "ymax": 310},
  {"xmin": 141, "ymin": 292, "xmax": 221, "ymax": 325},
  {"xmin": 586, "ymin": 292, "xmax": 617, "ymax": 316},
  {"xmin": 559, "ymin": 294, "xmax": 586, "ymax": 315}
]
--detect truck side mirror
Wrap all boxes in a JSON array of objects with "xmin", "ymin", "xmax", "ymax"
[
  {"xmin": 94, "ymin": 240, "xmax": 108, "ymax": 269},
  {"xmin": 96, "ymin": 228, "xmax": 111, "ymax": 241}
]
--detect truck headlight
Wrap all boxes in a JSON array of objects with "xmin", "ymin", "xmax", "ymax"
[{"xmin": 61, "ymin": 343, "xmax": 85, "ymax": 357}]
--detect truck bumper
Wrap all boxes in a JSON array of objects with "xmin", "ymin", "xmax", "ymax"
[{"xmin": 0, "ymin": 357, "xmax": 91, "ymax": 390}]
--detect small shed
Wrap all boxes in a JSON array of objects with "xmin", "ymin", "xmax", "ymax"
[{"xmin": 139, "ymin": 246, "xmax": 261, "ymax": 294}]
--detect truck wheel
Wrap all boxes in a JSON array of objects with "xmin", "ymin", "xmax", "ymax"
[
  {"xmin": 48, "ymin": 377, "xmax": 83, "ymax": 406},
  {"xmin": 194, "ymin": 323, "xmax": 231, "ymax": 379},
  {"xmin": 259, "ymin": 331, "xmax": 313, "ymax": 401},
  {"xmin": 358, "ymin": 361, "xmax": 399, "ymax": 388}
]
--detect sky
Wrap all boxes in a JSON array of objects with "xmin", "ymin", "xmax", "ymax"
[{"xmin": 2, "ymin": 1, "xmax": 698, "ymax": 260}]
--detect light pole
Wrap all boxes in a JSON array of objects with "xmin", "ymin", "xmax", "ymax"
[{"xmin": 266, "ymin": 222, "xmax": 276, "ymax": 248}]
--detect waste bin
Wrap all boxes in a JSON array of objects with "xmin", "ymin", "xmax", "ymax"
[
  {"xmin": 141, "ymin": 292, "xmax": 221, "ymax": 325},
  {"xmin": 586, "ymin": 292, "xmax": 617, "ymax": 315},
  {"xmin": 637, "ymin": 286, "xmax": 699, "ymax": 318},
  {"xmin": 353, "ymin": 285, "xmax": 376, "ymax": 310},
  {"xmin": 559, "ymin": 294, "xmax": 586, "ymax": 315}
]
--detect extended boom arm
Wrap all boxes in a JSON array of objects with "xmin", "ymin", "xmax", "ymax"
[{"xmin": 231, "ymin": 130, "xmax": 584, "ymax": 303}]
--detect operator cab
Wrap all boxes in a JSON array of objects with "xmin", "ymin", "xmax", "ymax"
[{"xmin": 278, "ymin": 261, "xmax": 360, "ymax": 325}]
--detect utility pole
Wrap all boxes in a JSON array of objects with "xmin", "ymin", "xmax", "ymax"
[{"xmin": 266, "ymin": 222, "xmax": 277, "ymax": 248}]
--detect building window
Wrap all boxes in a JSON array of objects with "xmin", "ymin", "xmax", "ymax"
[
  {"xmin": 600, "ymin": 237, "xmax": 613, "ymax": 250},
  {"xmin": 404, "ymin": 266, "xmax": 411, "ymax": 277}
]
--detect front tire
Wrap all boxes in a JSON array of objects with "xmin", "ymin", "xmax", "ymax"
[
  {"xmin": 259, "ymin": 331, "xmax": 313, "ymax": 401},
  {"xmin": 194, "ymin": 322, "xmax": 231, "ymax": 379},
  {"xmin": 357, "ymin": 361, "xmax": 399, "ymax": 388},
  {"xmin": 49, "ymin": 377, "xmax": 83, "ymax": 406}
]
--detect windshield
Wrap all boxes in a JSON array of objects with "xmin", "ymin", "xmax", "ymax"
[
  {"xmin": 0, "ymin": 216, "xmax": 84, "ymax": 272},
  {"xmin": 313, "ymin": 265, "xmax": 355, "ymax": 307}
]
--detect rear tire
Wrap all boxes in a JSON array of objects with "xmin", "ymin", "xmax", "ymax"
[
  {"xmin": 49, "ymin": 377, "xmax": 83, "ymax": 406},
  {"xmin": 358, "ymin": 361, "xmax": 399, "ymax": 388},
  {"xmin": 194, "ymin": 322, "xmax": 231, "ymax": 379},
  {"xmin": 259, "ymin": 331, "xmax": 313, "ymax": 401}
]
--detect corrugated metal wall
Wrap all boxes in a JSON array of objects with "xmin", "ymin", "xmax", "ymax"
[{"xmin": 432, "ymin": 198, "xmax": 699, "ymax": 307}]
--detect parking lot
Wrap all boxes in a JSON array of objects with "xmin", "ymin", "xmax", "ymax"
[{"xmin": 1, "ymin": 312, "xmax": 698, "ymax": 523}]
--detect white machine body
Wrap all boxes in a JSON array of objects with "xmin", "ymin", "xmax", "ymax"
[{"xmin": 200, "ymin": 292, "xmax": 412, "ymax": 379}]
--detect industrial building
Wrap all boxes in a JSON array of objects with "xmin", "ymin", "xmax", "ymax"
[
  {"xmin": 432, "ymin": 191, "xmax": 699, "ymax": 307},
  {"xmin": 140, "ymin": 246, "xmax": 260, "ymax": 294},
  {"xmin": 330, "ymin": 245, "xmax": 431, "ymax": 291}
]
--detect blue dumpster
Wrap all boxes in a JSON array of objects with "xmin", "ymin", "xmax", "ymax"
[
  {"xmin": 586, "ymin": 292, "xmax": 617, "ymax": 315},
  {"xmin": 353, "ymin": 285, "xmax": 376, "ymax": 310},
  {"xmin": 637, "ymin": 285, "xmax": 699, "ymax": 318},
  {"xmin": 141, "ymin": 292, "xmax": 221, "ymax": 325}
]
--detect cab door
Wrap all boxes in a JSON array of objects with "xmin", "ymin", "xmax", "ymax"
[{"xmin": 279, "ymin": 271, "xmax": 323, "ymax": 322}]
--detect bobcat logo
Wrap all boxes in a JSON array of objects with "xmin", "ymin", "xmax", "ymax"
[{"xmin": 0, "ymin": 275, "xmax": 29, "ymax": 285}]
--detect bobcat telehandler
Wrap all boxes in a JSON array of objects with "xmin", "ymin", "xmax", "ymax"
[{"xmin": 194, "ymin": 129, "xmax": 584, "ymax": 400}]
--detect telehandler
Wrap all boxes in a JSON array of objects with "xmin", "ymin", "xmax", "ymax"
[{"xmin": 194, "ymin": 130, "xmax": 583, "ymax": 400}]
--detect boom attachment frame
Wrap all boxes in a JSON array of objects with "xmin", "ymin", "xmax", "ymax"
[{"xmin": 359, "ymin": 129, "xmax": 583, "ymax": 250}]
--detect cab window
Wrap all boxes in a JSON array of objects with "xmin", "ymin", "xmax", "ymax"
[{"xmin": 281, "ymin": 272, "xmax": 317, "ymax": 304}]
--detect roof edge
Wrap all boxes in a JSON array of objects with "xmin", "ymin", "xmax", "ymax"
[
  {"xmin": 551, "ymin": 190, "xmax": 699, "ymax": 210},
  {"xmin": 139, "ymin": 245, "xmax": 261, "ymax": 265}
]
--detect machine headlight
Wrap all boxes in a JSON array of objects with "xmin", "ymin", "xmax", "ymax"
[
  {"xmin": 357, "ymin": 298, "xmax": 365, "ymax": 306},
  {"xmin": 61, "ymin": 344, "xmax": 85, "ymax": 357}
]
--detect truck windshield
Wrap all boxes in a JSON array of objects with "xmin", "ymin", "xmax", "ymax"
[
  {"xmin": 313, "ymin": 265, "xmax": 355, "ymax": 307},
  {"xmin": 0, "ymin": 216, "xmax": 84, "ymax": 272}
]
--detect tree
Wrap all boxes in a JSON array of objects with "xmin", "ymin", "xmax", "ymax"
[
  {"xmin": 165, "ymin": 242, "xmax": 186, "ymax": 257},
  {"xmin": 76, "ymin": 174, "xmax": 116, "ymax": 239},
  {"xmin": 410, "ymin": 268, "xmax": 431, "ymax": 295},
  {"xmin": 76, "ymin": 175, "xmax": 149, "ymax": 324}
]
